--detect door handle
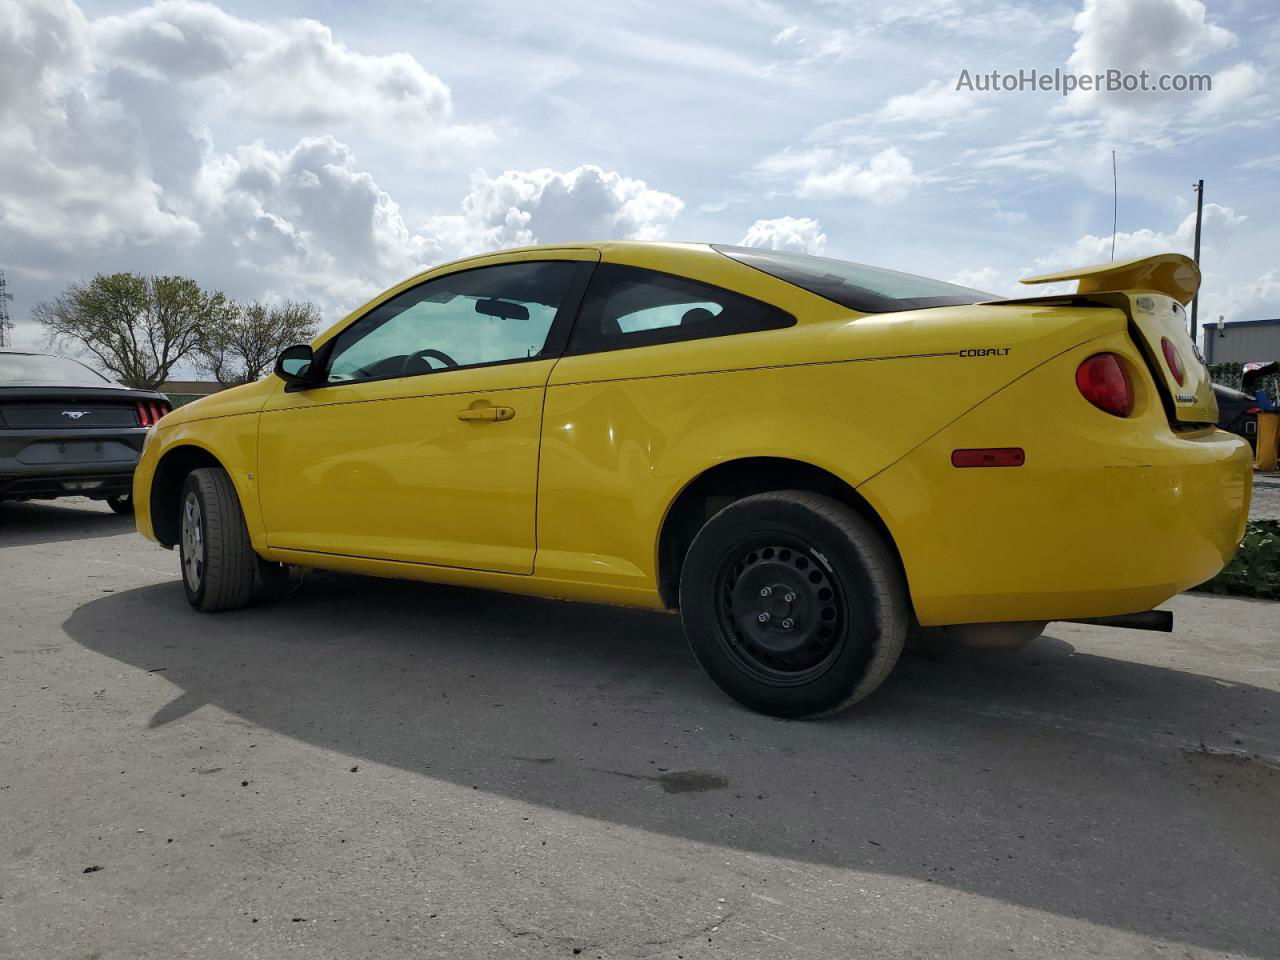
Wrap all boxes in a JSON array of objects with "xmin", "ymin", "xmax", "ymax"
[{"xmin": 457, "ymin": 405, "xmax": 515, "ymax": 422}]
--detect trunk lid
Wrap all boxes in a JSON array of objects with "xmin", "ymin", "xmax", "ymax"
[
  {"xmin": 0, "ymin": 401, "xmax": 140, "ymax": 429},
  {"xmin": 1018, "ymin": 253, "xmax": 1217, "ymax": 424},
  {"xmin": 0, "ymin": 386, "xmax": 165, "ymax": 430}
]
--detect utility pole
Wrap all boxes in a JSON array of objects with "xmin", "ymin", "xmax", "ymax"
[
  {"xmin": 1190, "ymin": 179, "xmax": 1204, "ymax": 345},
  {"xmin": 0, "ymin": 269, "xmax": 14, "ymax": 348}
]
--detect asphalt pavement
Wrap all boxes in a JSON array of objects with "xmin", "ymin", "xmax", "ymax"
[{"xmin": 2, "ymin": 498, "xmax": 1277, "ymax": 959}]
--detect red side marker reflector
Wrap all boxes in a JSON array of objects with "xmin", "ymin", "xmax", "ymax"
[{"xmin": 951, "ymin": 447, "xmax": 1025, "ymax": 468}]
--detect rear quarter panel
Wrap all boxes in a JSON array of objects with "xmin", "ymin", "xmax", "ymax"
[{"xmin": 859, "ymin": 330, "xmax": 1252, "ymax": 625}]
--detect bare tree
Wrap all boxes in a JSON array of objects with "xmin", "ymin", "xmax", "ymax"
[
  {"xmin": 33, "ymin": 273, "xmax": 232, "ymax": 389},
  {"xmin": 199, "ymin": 300, "xmax": 321, "ymax": 386}
]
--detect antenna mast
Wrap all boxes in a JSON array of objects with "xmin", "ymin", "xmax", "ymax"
[
  {"xmin": 1190, "ymin": 179, "xmax": 1204, "ymax": 344},
  {"xmin": 1110, "ymin": 150, "xmax": 1118, "ymax": 262}
]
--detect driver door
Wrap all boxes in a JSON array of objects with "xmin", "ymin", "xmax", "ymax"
[{"xmin": 257, "ymin": 251, "xmax": 597, "ymax": 574}]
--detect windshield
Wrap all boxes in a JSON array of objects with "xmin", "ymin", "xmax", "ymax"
[
  {"xmin": 0, "ymin": 352, "xmax": 112, "ymax": 385},
  {"xmin": 714, "ymin": 245, "xmax": 998, "ymax": 313}
]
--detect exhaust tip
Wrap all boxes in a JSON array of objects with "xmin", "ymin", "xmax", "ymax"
[{"xmin": 1062, "ymin": 610, "xmax": 1174, "ymax": 633}]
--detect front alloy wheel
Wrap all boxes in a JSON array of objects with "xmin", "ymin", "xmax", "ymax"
[
  {"xmin": 180, "ymin": 491, "xmax": 205, "ymax": 594},
  {"xmin": 179, "ymin": 467, "xmax": 256, "ymax": 612}
]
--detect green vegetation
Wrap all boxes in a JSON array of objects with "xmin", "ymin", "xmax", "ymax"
[
  {"xmin": 34, "ymin": 272, "xmax": 318, "ymax": 390},
  {"xmin": 1197, "ymin": 520, "xmax": 1280, "ymax": 599},
  {"xmin": 34, "ymin": 273, "xmax": 231, "ymax": 390}
]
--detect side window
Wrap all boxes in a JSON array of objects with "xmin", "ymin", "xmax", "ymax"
[
  {"xmin": 324, "ymin": 261, "xmax": 579, "ymax": 384},
  {"xmin": 568, "ymin": 264, "xmax": 793, "ymax": 354}
]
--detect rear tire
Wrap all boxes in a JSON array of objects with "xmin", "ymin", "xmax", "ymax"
[
  {"xmin": 107, "ymin": 494, "xmax": 133, "ymax": 516},
  {"xmin": 679, "ymin": 491, "xmax": 908, "ymax": 718},
  {"xmin": 179, "ymin": 467, "xmax": 256, "ymax": 612}
]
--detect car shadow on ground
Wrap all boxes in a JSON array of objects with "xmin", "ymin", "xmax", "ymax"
[
  {"xmin": 0, "ymin": 499, "xmax": 131, "ymax": 548},
  {"xmin": 65, "ymin": 572, "xmax": 1280, "ymax": 958}
]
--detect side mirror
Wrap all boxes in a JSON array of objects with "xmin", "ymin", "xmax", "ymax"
[{"xmin": 274, "ymin": 343, "xmax": 316, "ymax": 387}]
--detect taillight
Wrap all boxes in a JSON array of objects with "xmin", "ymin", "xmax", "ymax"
[
  {"xmin": 136, "ymin": 399, "xmax": 170, "ymax": 427},
  {"xmin": 1160, "ymin": 337, "xmax": 1186, "ymax": 386},
  {"xmin": 1075, "ymin": 353, "xmax": 1134, "ymax": 417}
]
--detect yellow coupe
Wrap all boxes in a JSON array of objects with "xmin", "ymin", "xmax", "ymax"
[{"xmin": 133, "ymin": 243, "xmax": 1252, "ymax": 716}]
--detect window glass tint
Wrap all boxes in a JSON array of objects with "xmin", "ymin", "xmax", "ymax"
[
  {"xmin": 325, "ymin": 261, "xmax": 578, "ymax": 384},
  {"xmin": 0, "ymin": 352, "xmax": 110, "ymax": 384},
  {"xmin": 713, "ymin": 244, "xmax": 997, "ymax": 313},
  {"xmin": 569, "ymin": 265, "xmax": 792, "ymax": 353}
]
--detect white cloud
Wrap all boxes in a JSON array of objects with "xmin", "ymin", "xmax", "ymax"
[
  {"xmin": 875, "ymin": 80, "xmax": 989, "ymax": 126},
  {"xmin": 1067, "ymin": 0, "xmax": 1234, "ymax": 74},
  {"xmin": 1239, "ymin": 152, "xmax": 1280, "ymax": 171},
  {"xmin": 1019, "ymin": 203, "xmax": 1263, "ymax": 317},
  {"xmin": 992, "ymin": 208, "xmax": 1028, "ymax": 225},
  {"xmin": 423, "ymin": 165, "xmax": 684, "ymax": 260},
  {"xmin": 1063, "ymin": 0, "xmax": 1257, "ymax": 119},
  {"xmin": 90, "ymin": 0, "xmax": 491, "ymax": 147},
  {"xmin": 187, "ymin": 134, "xmax": 434, "ymax": 307},
  {"xmin": 754, "ymin": 147, "xmax": 838, "ymax": 177},
  {"xmin": 1192, "ymin": 62, "xmax": 1265, "ymax": 117},
  {"xmin": 0, "ymin": 0, "xmax": 198, "ymax": 253},
  {"xmin": 739, "ymin": 217, "xmax": 827, "ymax": 254},
  {"xmin": 0, "ymin": 0, "xmax": 684, "ymax": 354},
  {"xmin": 1031, "ymin": 202, "xmax": 1246, "ymax": 271},
  {"xmin": 797, "ymin": 147, "xmax": 921, "ymax": 204},
  {"xmin": 1201, "ymin": 270, "xmax": 1280, "ymax": 325},
  {"xmin": 949, "ymin": 267, "xmax": 1004, "ymax": 293},
  {"xmin": 770, "ymin": 24, "xmax": 857, "ymax": 67}
]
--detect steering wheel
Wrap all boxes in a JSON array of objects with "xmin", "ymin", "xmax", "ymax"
[{"xmin": 402, "ymin": 348, "xmax": 459, "ymax": 374}]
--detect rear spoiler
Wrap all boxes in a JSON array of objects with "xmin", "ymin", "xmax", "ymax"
[{"xmin": 1018, "ymin": 253, "xmax": 1201, "ymax": 306}]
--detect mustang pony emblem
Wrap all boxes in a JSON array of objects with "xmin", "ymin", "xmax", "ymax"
[{"xmin": 61, "ymin": 410, "xmax": 89, "ymax": 420}]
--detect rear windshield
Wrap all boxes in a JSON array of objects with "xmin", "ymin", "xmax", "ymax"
[
  {"xmin": 713, "ymin": 245, "xmax": 997, "ymax": 313},
  {"xmin": 0, "ymin": 352, "xmax": 111, "ymax": 385}
]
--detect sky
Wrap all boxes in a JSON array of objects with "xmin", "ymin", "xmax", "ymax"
[{"xmin": 1, "ymin": 0, "xmax": 1277, "ymax": 361}]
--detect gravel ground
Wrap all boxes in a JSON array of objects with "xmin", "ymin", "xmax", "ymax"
[
  {"xmin": 1251, "ymin": 474, "xmax": 1280, "ymax": 521},
  {"xmin": 2, "ymin": 498, "xmax": 1279, "ymax": 960}
]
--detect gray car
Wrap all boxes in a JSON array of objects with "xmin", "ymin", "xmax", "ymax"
[{"xmin": 0, "ymin": 349, "xmax": 170, "ymax": 513}]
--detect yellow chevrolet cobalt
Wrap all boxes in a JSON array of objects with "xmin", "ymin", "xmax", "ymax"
[{"xmin": 134, "ymin": 243, "xmax": 1252, "ymax": 717}]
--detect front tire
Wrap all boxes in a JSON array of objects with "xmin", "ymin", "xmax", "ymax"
[
  {"xmin": 679, "ymin": 491, "xmax": 908, "ymax": 718},
  {"xmin": 179, "ymin": 467, "xmax": 256, "ymax": 612}
]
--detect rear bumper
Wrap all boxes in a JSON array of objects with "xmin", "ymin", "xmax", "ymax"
[
  {"xmin": 861, "ymin": 333, "xmax": 1253, "ymax": 626},
  {"xmin": 0, "ymin": 427, "xmax": 145, "ymax": 501}
]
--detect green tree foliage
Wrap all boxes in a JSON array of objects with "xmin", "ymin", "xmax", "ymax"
[
  {"xmin": 199, "ymin": 300, "xmax": 321, "ymax": 386},
  {"xmin": 33, "ymin": 273, "xmax": 232, "ymax": 389}
]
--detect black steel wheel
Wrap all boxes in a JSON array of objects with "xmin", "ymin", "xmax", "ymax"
[
  {"xmin": 714, "ymin": 536, "xmax": 847, "ymax": 686},
  {"xmin": 680, "ymin": 491, "xmax": 908, "ymax": 718}
]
